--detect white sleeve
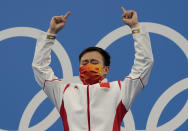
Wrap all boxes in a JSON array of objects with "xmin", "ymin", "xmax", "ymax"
[
  {"xmin": 121, "ymin": 25, "xmax": 154, "ymax": 111},
  {"xmin": 32, "ymin": 32, "xmax": 67, "ymax": 111}
]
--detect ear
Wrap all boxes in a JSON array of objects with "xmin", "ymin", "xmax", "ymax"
[{"xmin": 103, "ymin": 66, "xmax": 110, "ymax": 75}]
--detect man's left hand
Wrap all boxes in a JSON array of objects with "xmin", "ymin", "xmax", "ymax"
[{"xmin": 121, "ymin": 7, "xmax": 139, "ymax": 28}]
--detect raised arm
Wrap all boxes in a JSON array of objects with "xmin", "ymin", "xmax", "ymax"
[
  {"xmin": 120, "ymin": 7, "xmax": 154, "ymax": 110},
  {"xmin": 32, "ymin": 12, "xmax": 71, "ymax": 111},
  {"xmin": 32, "ymin": 11, "xmax": 71, "ymax": 88}
]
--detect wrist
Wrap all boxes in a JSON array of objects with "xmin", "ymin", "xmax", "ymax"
[
  {"xmin": 130, "ymin": 23, "xmax": 140, "ymax": 29},
  {"xmin": 131, "ymin": 23, "xmax": 141, "ymax": 34},
  {"xmin": 46, "ymin": 30, "xmax": 57, "ymax": 40},
  {"xmin": 47, "ymin": 28, "xmax": 57, "ymax": 35}
]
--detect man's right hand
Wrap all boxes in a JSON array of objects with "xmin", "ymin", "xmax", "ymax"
[{"xmin": 47, "ymin": 11, "xmax": 71, "ymax": 34}]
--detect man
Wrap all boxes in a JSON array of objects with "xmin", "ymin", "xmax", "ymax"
[{"xmin": 32, "ymin": 7, "xmax": 154, "ymax": 131}]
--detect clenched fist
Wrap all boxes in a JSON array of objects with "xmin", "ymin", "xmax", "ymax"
[
  {"xmin": 48, "ymin": 11, "xmax": 71, "ymax": 34},
  {"xmin": 121, "ymin": 7, "xmax": 139, "ymax": 28}
]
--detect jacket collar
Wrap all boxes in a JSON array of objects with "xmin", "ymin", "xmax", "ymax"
[
  {"xmin": 101, "ymin": 78, "xmax": 108, "ymax": 83},
  {"xmin": 99, "ymin": 78, "xmax": 110, "ymax": 88}
]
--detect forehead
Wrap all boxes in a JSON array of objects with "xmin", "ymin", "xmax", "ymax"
[{"xmin": 81, "ymin": 51, "xmax": 103, "ymax": 61}]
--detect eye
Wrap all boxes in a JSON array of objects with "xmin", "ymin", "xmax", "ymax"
[
  {"xmin": 81, "ymin": 60, "xmax": 89, "ymax": 65},
  {"xmin": 90, "ymin": 59, "xmax": 99, "ymax": 65}
]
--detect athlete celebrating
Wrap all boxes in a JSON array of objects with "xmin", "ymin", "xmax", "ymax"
[{"xmin": 32, "ymin": 7, "xmax": 154, "ymax": 131}]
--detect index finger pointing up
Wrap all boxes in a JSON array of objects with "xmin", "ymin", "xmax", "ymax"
[
  {"xmin": 121, "ymin": 6, "xmax": 127, "ymax": 13},
  {"xmin": 64, "ymin": 11, "xmax": 71, "ymax": 19}
]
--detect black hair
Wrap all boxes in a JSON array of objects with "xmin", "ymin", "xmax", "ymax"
[{"xmin": 79, "ymin": 47, "xmax": 110, "ymax": 66}]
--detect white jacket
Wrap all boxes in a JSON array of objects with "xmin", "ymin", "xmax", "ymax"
[{"xmin": 32, "ymin": 25, "xmax": 154, "ymax": 131}]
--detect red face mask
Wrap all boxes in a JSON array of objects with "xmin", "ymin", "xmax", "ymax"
[{"xmin": 79, "ymin": 63, "xmax": 104, "ymax": 85}]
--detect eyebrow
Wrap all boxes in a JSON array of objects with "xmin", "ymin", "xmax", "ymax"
[
  {"xmin": 81, "ymin": 59, "xmax": 100, "ymax": 63},
  {"xmin": 90, "ymin": 59, "xmax": 99, "ymax": 62}
]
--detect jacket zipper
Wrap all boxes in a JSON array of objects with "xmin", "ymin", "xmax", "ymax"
[{"xmin": 87, "ymin": 85, "xmax": 90, "ymax": 131}]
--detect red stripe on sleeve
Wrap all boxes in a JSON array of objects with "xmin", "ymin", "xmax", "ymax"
[
  {"xmin": 125, "ymin": 76, "xmax": 144, "ymax": 88},
  {"xmin": 63, "ymin": 84, "xmax": 70, "ymax": 94},
  {"xmin": 118, "ymin": 80, "xmax": 121, "ymax": 89},
  {"xmin": 112, "ymin": 101, "xmax": 127, "ymax": 131},
  {"xmin": 60, "ymin": 100, "xmax": 69, "ymax": 131}
]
